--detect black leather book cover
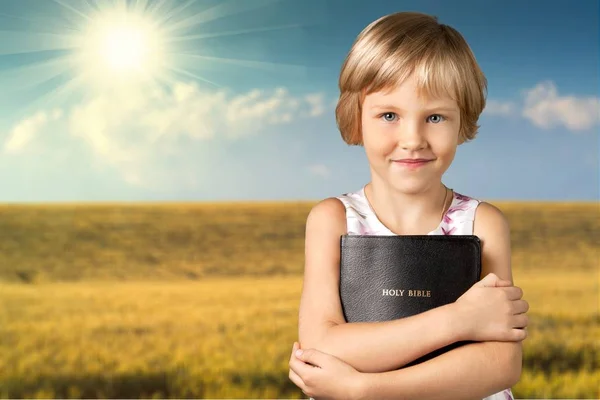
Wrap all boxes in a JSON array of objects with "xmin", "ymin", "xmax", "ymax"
[{"xmin": 339, "ymin": 234, "xmax": 482, "ymax": 367}]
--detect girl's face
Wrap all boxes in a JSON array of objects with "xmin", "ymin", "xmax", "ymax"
[{"xmin": 361, "ymin": 74, "xmax": 461, "ymax": 194}]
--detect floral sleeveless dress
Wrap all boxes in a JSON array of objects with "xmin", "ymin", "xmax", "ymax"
[{"xmin": 335, "ymin": 185, "xmax": 515, "ymax": 400}]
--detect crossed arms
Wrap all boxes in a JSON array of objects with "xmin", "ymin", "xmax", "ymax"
[{"xmin": 295, "ymin": 198, "xmax": 527, "ymax": 399}]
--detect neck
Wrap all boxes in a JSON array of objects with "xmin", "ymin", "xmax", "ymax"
[{"xmin": 364, "ymin": 176, "xmax": 450, "ymax": 235}]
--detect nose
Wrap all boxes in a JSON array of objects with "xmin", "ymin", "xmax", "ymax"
[{"xmin": 396, "ymin": 120, "xmax": 427, "ymax": 151}]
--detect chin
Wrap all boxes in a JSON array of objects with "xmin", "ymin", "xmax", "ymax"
[{"xmin": 384, "ymin": 174, "xmax": 438, "ymax": 194}]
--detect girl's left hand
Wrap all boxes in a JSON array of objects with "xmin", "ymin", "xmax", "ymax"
[{"xmin": 288, "ymin": 342, "xmax": 364, "ymax": 400}]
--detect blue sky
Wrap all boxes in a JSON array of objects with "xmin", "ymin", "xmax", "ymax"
[{"xmin": 0, "ymin": 0, "xmax": 598, "ymax": 202}]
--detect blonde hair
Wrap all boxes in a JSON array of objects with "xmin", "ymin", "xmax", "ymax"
[{"xmin": 336, "ymin": 12, "xmax": 487, "ymax": 145}]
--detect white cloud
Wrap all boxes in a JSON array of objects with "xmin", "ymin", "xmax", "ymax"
[
  {"xmin": 522, "ymin": 81, "xmax": 600, "ymax": 131},
  {"xmin": 3, "ymin": 82, "xmax": 327, "ymax": 189},
  {"xmin": 308, "ymin": 164, "xmax": 331, "ymax": 179},
  {"xmin": 483, "ymin": 81, "xmax": 599, "ymax": 133},
  {"xmin": 483, "ymin": 100, "xmax": 517, "ymax": 117},
  {"xmin": 226, "ymin": 87, "xmax": 303, "ymax": 135},
  {"xmin": 304, "ymin": 93, "xmax": 326, "ymax": 117},
  {"xmin": 4, "ymin": 109, "xmax": 62, "ymax": 153}
]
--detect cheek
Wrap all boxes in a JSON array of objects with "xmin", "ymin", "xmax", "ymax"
[
  {"xmin": 429, "ymin": 126, "xmax": 460, "ymax": 156},
  {"xmin": 442, "ymin": 145, "xmax": 457, "ymax": 163},
  {"xmin": 432, "ymin": 137, "xmax": 456, "ymax": 154},
  {"xmin": 362, "ymin": 119, "xmax": 396, "ymax": 156}
]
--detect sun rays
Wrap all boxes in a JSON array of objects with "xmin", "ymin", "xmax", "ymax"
[
  {"xmin": 74, "ymin": 7, "xmax": 166, "ymax": 89},
  {"xmin": 0, "ymin": 0, "xmax": 313, "ymax": 118}
]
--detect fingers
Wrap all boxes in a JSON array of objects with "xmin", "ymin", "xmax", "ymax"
[
  {"xmin": 510, "ymin": 327, "xmax": 528, "ymax": 341},
  {"xmin": 495, "ymin": 279, "xmax": 513, "ymax": 287},
  {"xmin": 289, "ymin": 354, "xmax": 310, "ymax": 374},
  {"xmin": 295, "ymin": 348, "xmax": 326, "ymax": 369},
  {"xmin": 290, "ymin": 342, "xmax": 300, "ymax": 364},
  {"xmin": 478, "ymin": 273, "xmax": 500, "ymax": 287},
  {"xmin": 289, "ymin": 345, "xmax": 321, "ymax": 384},
  {"xmin": 478, "ymin": 273, "xmax": 513, "ymax": 288},
  {"xmin": 512, "ymin": 313, "xmax": 529, "ymax": 329},
  {"xmin": 289, "ymin": 342, "xmax": 307, "ymax": 383},
  {"xmin": 289, "ymin": 368, "xmax": 315, "ymax": 399},
  {"xmin": 512, "ymin": 299, "xmax": 530, "ymax": 314},
  {"xmin": 289, "ymin": 342, "xmax": 314, "ymax": 396},
  {"xmin": 288, "ymin": 367, "xmax": 307, "ymax": 393},
  {"xmin": 502, "ymin": 286, "xmax": 524, "ymax": 300}
]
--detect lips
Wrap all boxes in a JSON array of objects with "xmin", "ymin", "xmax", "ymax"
[
  {"xmin": 395, "ymin": 159, "xmax": 433, "ymax": 163},
  {"xmin": 391, "ymin": 158, "xmax": 434, "ymax": 169}
]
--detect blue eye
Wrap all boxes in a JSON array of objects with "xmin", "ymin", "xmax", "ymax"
[
  {"xmin": 427, "ymin": 114, "xmax": 446, "ymax": 123},
  {"xmin": 381, "ymin": 112, "xmax": 397, "ymax": 122}
]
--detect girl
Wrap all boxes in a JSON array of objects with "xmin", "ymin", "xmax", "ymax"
[{"xmin": 288, "ymin": 11, "xmax": 529, "ymax": 400}]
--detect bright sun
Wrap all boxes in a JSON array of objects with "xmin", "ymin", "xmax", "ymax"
[
  {"xmin": 8, "ymin": 0, "xmax": 303, "ymax": 111},
  {"xmin": 101, "ymin": 26, "xmax": 149, "ymax": 71},
  {"xmin": 77, "ymin": 9, "xmax": 165, "ymax": 88}
]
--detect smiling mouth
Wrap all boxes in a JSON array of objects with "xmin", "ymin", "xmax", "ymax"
[
  {"xmin": 393, "ymin": 159, "xmax": 434, "ymax": 163},
  {"xmin": 391, "ymin": 159, "xmax": 434, "ymax": 168}
]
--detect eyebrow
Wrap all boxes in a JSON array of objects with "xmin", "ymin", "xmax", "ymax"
[{"xmin": 370, "ymin": 104, "xmax": 459, "ymax": 113}]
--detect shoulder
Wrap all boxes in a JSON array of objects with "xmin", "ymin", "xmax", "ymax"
[
  {"xmin": 473, "ymin": 202, "xmax": 513, "ymax": 282},
  {"xmin": 473, "ymin": 201, "xmax": 510, "ymax": 237},
  {"xmin": 306, "ymin": 197, "xmax": 347, "ymax": 235}
]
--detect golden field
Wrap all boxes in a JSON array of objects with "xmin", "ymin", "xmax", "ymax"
[{"xmin": 0, "ymin": 201, "xmax": 598, "ymax": 399}]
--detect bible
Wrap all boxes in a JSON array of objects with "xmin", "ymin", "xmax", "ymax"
[{"xmin": 339, "ymin": 234, "xmax": 482, "ymax": 367}]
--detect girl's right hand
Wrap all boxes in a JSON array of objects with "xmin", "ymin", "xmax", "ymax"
[{"xmin": 454, "ymin": 273, "xmax": 529, "ymax": 342}]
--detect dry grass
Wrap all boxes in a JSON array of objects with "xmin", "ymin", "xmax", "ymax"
[{"xmin": 0, "ymin": 201, "xmax": 598, "ymax": 398}]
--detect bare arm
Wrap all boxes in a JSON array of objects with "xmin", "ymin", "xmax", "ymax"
[
  {"xmin": 359, "ymin": 341, "xmax": 521, "ymax": 400},
  {"xmin": 357, "ymin": 202, "xmax": 525, "ymax": 399},
  {"xmin": 298, "ymin": 198, "xmax": 467, "ymax": 373}
]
